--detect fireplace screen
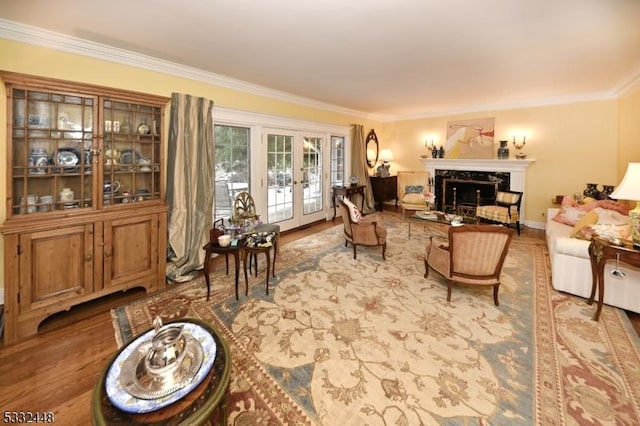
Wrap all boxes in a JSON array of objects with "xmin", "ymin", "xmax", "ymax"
[{"xmin": 442, "ymin": 179, "xmax": 498, "ymax": 213}]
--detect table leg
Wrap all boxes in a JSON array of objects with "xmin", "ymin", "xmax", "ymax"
[
  {"xmin": 272, "ymin": 241, "xmax": 277, "ymax": 278},
  {"xmin": 233, "ymin": 250, "xmax": 240, "ymax": 300},
  {"xmin": 587, "ymin": 243, "xmax": 597, "ymax": 305},
  {"xmin": 243, "ymin": 252, "xmax": 250, "ymax": 297},
  {"xmin": 204, "ymin": 248, "xmax": 212, "ymax": 301},
  {"xmin": 332, "ymin": 193, "xmax": 338, "ymax": 219},
  {"xmin": 593, "ymin": 260, "xmax": 606, "ymax": 321},
  {"xmin": 264, "ymin": 251, "xmax": 271, "ymax": 295}
]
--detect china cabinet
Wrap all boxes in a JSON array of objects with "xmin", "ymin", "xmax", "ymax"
[{"xmin": 0, "ymin": 72, "xmax": 169, "ymax": 344}]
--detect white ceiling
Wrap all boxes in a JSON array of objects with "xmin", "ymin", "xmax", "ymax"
[{"xmin": 1, "ymin": 0, "xmax": 640, "ymax": 119}]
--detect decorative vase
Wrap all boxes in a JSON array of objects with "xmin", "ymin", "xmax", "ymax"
[
  {"xmin": 601, "ymin": 185, "xmax": 615, "ymax": 199},
  {"xmin": 497, "ymin": 140, "xmax": 509, "ymax": 159},
  {"xmin": 583, "ymin": 183, "xmax": 599, "ymax": 199}
]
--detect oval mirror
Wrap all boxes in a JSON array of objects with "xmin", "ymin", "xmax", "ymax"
[{"xmin": 366, "ymin": 129, "xmax": 379, "ymax": 168}]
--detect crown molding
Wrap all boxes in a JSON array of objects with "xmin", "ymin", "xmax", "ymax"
[
  {"xmin": 1, "ymin": 18, "xmax": 637, "ymax": 123},
  {"xmin": 0, "ymin": 19, "xmax": 389, "ymax": 122}
]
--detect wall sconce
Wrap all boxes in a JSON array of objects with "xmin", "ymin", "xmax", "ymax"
[
  {"xmin": 376, "ymin": 149, "xmax": 394, "ymax": 177},
  {"xmin": 512, "ymin": 135, "xmax": 527, "ymax": 159}
]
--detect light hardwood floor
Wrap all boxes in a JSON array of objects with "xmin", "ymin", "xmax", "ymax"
[{"xmin": 0, "ymin": 209, "xmax": 638, "ymax": 425}]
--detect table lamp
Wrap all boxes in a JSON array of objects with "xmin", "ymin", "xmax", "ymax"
[
  {"xmin": 379, "ymin": 149, "xmax": 393, "ymax": 170},
  {"xmin": 610, "ymin": 162, "xmax": 640, "ymax": 247}
]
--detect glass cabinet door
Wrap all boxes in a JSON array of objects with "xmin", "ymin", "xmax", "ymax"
[
  {"xmin": 10, "ymin": 87, "xmax": 95, "ymax": 216},
  {"xmin": 101, "ymin": 100, "xmax": 162, "ymax": 207}
]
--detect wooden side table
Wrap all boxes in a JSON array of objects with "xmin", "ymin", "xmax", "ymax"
[
  {"xmin": 203, "ymin": 238, "xmax": 246, "ymax": 301},
  {"xmin": 243, "ymin": 233, "xmax": 277, "ymax": 295},
  {"xmin": 332, "ymin": 185, "xmax": 365, "ymax": 219},
  {"xmin": 588, "ymin": 237, "xmax": 640, "ymax": 321},
  {"xmin": 91, "ymin": 319, "xmax": 231, "ymax": 426},
  {"xmin": 370, "ymin": 175, "xmax": 398, "ymax": 211}
]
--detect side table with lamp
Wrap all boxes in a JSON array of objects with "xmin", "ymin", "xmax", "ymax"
[{"xmin": 586, "ymin": 162, "xmax": 640, "ymax": 321}]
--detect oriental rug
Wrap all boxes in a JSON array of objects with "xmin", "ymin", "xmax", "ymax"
[{"xmin": 112, "ymin": 213, "xmax": 640, "ymax": 425}]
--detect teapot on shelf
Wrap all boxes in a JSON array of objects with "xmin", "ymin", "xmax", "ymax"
[{"xmin": 103, "ymin": 180, "xmax": 121, "ymax": 194}]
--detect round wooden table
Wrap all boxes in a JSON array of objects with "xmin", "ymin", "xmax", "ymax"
[{"xmin": 91, "ymin": 318, "xmax": 231, "ymax": 426}]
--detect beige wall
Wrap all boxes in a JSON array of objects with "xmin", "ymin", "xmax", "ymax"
[
  {"xmin": 618, "ymin": 85, "xmax": 640, "ymax": 176},
  {"xmin": 380, "ymin": 100, "xmax": 620, "ymax": 226}
]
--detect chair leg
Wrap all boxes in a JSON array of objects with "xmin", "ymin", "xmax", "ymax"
[
  {"xmin": 493, "ymin": 284, "xmax": 500, "ymax": 306},
  {"xmin": 352, "ymin": 244, "xmax": 357, "ymax": 259},
  {"xmin": 424, "ymin": 260, "xmax": 429, "ymax": 278},
  {"xmin": 447, "ymin": 283, "xmax": 452, "ymax": 302},
  {"xmin": 516, "ymin": 221, "xmax": 521, "ymax": 236},
  {"xmin": 381, "ymin": 243, "xmax": 386, "ymax": 260}
]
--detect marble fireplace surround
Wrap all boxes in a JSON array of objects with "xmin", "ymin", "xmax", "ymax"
[{"xmin": 420, "ymin": 158, "xmax": 535, "ymax": 217}]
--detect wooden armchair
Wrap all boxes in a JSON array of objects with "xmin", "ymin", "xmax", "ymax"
[
  {"xmin": 338, "ymin": 200, "xmax": 387, "ymax": 260},
  {"xmin": 475, "ymin": 190, "xmax": 523, "ymax": 235},
  {"xmin": 424, "ymin": 225, "xmax": 514, "ymax": 305}
]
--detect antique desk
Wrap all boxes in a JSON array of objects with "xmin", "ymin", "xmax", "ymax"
[
  {"xmin": 91, "ymin": 319, "xmax": 231, "ymax": 426},
  {"xmin": 588, "ymin": 237, "xmax": 640, "ymax": 321},
  {"xmin": 332, "ymin": 185, "xmax": 365, "ymax": 219},
  {"xmin": 370, "ymin": 175, "xmax": 398, "ymax": 211}
]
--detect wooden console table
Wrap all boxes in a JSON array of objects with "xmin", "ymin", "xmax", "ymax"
[
  {"xmin": 370, "ymin": 175, "xmax": 398, "ymax": 211},
  {"xmin": 332, "ymin": 185, "xmax": 365, "ymax": 219},
  {"xmin": 588, "ymin": 237, "xmax": 640, "ymax": 321}
]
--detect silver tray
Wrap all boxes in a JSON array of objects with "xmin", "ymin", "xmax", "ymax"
[
  {"xmin": 105, "ymin": 322, "xmax": 216, "ymax": 414},
  {"xmin": 119, "ymin": 333, "xmax": 204, "ymax": 400}
]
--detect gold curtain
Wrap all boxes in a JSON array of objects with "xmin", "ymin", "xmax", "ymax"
[
  {"xmin": 352, "ymin": 124, "xmax": 375, "ymax": 214},
  {"xmin": 166, "ymin": 93, "xmax": 215, "ymax": 282}
]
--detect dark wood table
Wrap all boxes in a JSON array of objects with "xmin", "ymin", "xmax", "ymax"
[
  {"xmin": 243, "ymin": 232, "xmax": 277, "ymax": 296},
  {"xmin": 332, "ymin": 185, "xmax": 365, "ymax": 219},
  {"xmin": 203, "ymin": 238, "xmax": 246, "ymax": 301},
  {"xmin": 91, "ymin": 318, "xmax": 231, "ymax": 426},
  {"xmin": 370, "ymin": 175, "xmax": 398, "ymax": 211},
  {"xmin": 588, "ymin": 237, "xmax": 640, "ymax": 321}
]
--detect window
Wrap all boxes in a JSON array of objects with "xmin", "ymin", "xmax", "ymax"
[
  {"xmin": 214, "ymin": 125, "xmax": 250, "ymax": 221},
  {"xmin": 330, "ymin": 136, "xmax": 345, "ymax": 188}
]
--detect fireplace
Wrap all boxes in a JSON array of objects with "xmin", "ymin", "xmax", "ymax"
[
  {"xmin": 436, "ymin": 171, "xmax": 509, "ymax": 212},
  {"xmin": 441, "ymin": 178, "xmax": 499, "ymax": 212},
  {"xmin": 420, "ymin": 158, "xmax": 534, "ymax": 215}
]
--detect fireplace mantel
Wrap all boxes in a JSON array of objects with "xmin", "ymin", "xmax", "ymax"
[{"xmin": 420, "ymin": 158, "xmax": 535, "ymax": 193}]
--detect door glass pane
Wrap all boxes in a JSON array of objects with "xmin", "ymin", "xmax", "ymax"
[
  {"xmin": 330, "ymin": 136, "xmax": 345, "ymax": 209},
  {"xmin": 303, "ymin": 136, "xmax": 323, "ymax": 215},
  {"xmin": 214, "ymin": 125, "xmax": 250, "ymax": 221},
  {"xmin": 267, "ymin": 133, "xmax": 293, "ymax": 223}
]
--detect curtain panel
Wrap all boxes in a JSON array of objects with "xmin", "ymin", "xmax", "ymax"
[
  {"xmin": 166, "ymin": 93, "xmax": 215, "ymax": 282},
  {"xmin": 352, "ymin": 124, "xmax": 375, "ymax": 213}
]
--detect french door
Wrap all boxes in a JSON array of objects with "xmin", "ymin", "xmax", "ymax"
[{"xmin": 265, "ymin": 128, "xmax": 326, "ymax": 231}]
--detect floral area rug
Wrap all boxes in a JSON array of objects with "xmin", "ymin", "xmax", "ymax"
[{"xmin": 112, "ymin": 213, "xmax": 640, "ymax": 425}]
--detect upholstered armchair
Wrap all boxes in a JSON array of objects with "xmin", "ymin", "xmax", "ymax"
[
  {"xmin": 338, "ymin": 199, "xmax": 387, "ymax": 260},
  {"xmin": 398, "ymin": 171, "xmax": 431, "ymax": 218},
  {"xmin": 424, "ymin": 225, "xmax": 514, "ymax": 305},
  {"xmin": 475, "ymin": 190, "xmax": 523, "ymax": 235}
]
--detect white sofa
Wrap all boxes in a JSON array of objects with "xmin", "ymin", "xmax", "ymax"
[{"xmin": 546, "ymin": 207, "xmax": 640, "ymax": 314}]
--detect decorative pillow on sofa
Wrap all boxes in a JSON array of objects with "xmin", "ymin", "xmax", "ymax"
[
  {"xmin": 553, "ymin": 206, "xmax": 588, "ymax": 226},
  {"xmin": 570, "ymin": 210, "xmax": 599, "ymax": 239},
  {"xmin": 343, "ymin": 197, "xmax": 363, "ymax": 223},
  {"xmin": 591, "ymin": 224, "xmax": 631, "ymax": 242},
  {"xmin": 560, "ymin": 195, "xmax": 631, "ymax": 215},
  {"xmin": 594, "ymin": 207, "xmax": 629, "ymax": 225}
]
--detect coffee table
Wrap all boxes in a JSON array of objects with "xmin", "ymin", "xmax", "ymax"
[{"xmin": 406, "ymin": 211, "xmax": 476, "ymax": 239}]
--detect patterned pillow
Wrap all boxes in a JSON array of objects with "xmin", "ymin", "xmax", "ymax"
[
  {"xmin": 405, "ymin": 185, "xmax": 424, "ymax": 194},
  {"xmin": 343, "ymin": 197, "xmax": 363, "ymax": 223}
]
